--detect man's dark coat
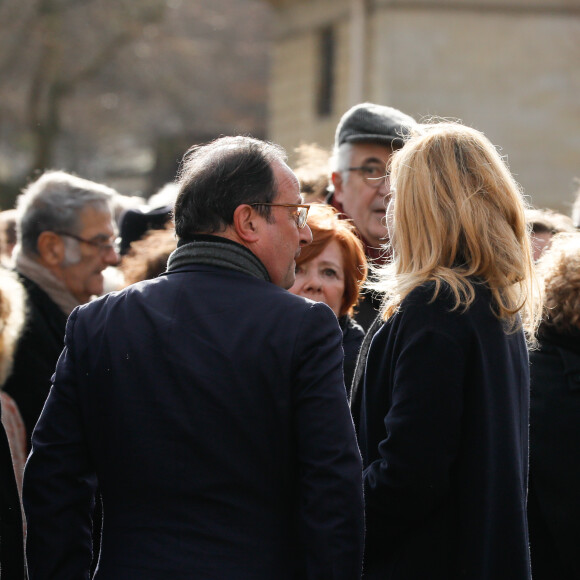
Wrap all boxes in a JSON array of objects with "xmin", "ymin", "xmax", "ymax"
[
  {"xmin": 24, "ymin": 260, "xmax": 364, "ymax": 579},
  {"xmin": 3, "ymin": 275, "xmax": 68, "ymax": 443},
  {"xmin": 326, "ymin": 192, "xmax": 384, "ymax": 332}
]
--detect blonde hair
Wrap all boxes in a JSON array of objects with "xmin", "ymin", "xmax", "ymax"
[
  {"xmin": 376, "ymin": 121, "xmax": 541, "ymax": 340},
  {"xmin": 535, "ymin": 232, "xmax": 580, "ymax": 333}
]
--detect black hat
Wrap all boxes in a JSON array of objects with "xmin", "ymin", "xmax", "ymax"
[
  {"xmin": 118, "ymin": 205, "xmax": 173, "ymax": 255},
  {"xmin": 335, "ymin": 102, "xmax": 416, "ymax": 149}
]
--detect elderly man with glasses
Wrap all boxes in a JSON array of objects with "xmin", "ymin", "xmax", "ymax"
[
  {"xmin": 3, "ymin": 170, "xmax": 119, "ymax": 443},
  {"xmin": 23, "ymin": 136, "xmax": 364, "ymax": 580},
  {"xmin": 327, "ymin": 102, "xmax": 416, "ymax": 331}
]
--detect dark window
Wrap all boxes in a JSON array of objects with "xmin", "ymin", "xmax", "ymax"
[{"xmin": 316, "ymin": 26, "xmax": 335, "ymax": 118}]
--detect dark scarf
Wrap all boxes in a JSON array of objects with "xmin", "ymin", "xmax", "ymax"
[{"xmin": 166, "ymin": 234, "xmax": 270, "ymax": 283}]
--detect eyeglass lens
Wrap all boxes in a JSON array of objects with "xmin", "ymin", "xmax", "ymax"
[{"xmin": 296, "ymin": 207, "xmax": 308, "ymax": 228}]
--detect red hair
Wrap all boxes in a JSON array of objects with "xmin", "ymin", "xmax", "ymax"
[{"xmin": 297, "ymin": 204, "xmax": 367, "ymax": 317}]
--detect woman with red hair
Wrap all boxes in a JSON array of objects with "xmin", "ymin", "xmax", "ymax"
[{"xmin": 289, "ymin": 203, "xmax": 367, "ymax": 392}]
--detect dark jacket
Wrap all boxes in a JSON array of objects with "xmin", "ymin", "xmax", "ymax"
[
  {"xmin": 353, "ymin": 282, "xmax": 531, "ymax": 580},
  {"xmin": 0, "ymin": 399, "xmax": 25, "ymax": 579},
  {"xmin": 3, "ymin": 274, "xmax": 68, "ymax": 444},
  {"xmin": 353, "ymin": 292, "xmax": 383, "ymax": 334},
  {"xmin": 326, "ymin": 192, "xmax": 384, "ymax": 332},
  {"xmin": 528, "ymin": 325, "xmax": 580, "ymax": 579},
  {"xmin": 340, "ymin": 314, "xmax": 364, "ymax": 395},
  {"xmin": 23, "ymin": 261, "xmax": 364, "ymax": 580}
]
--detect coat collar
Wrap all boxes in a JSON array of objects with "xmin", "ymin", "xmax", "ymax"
[{"xmin": 166, "ymin": 234, "xmax": 270, "ymax": 283}]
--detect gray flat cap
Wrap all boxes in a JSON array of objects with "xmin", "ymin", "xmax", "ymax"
[{"xmin": 335, "ymin": 102, "xmax": 417, "ymax": 149}]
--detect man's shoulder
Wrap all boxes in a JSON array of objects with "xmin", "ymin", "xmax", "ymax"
[
  {"xmin": 78, "ymin": 273, "xmax": 328, "ymax": 319},
  {"xmin": 76, "ymin": 280, "xmax": 147, "ymax": 317},
  {"xmin": 165, "ymin": 264, "xmax": 324, "ymax": 309},
  {"xmin": 15, "ymin": 272, "xmax": 68, "ymax": 334},
  {"xmin": 17, "ymin": 272, "xmax": 60, "ymax": 311},
  {"xmin": 263, "ymin": 283, "xmax": 338, "ymax": 317},
  {"xmin": 239, "ymin": 279, "xmax": 339, "ymax": 330}
]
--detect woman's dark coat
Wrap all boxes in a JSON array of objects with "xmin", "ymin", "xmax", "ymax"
[{"xmin": 352, "ymin": 282, "xmax": 532, "ymax": 579}]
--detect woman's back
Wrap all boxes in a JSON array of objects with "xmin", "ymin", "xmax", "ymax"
[{"xmin": 358, "ymin": 282, "xmax": 530, "ymax": 579}]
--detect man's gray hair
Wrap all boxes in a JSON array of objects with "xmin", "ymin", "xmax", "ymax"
[
  {"xmin": 329, "ymin": 143, "xmax": 354, "ymax": 184},
  {"xmin": 16, "ymin": 170, "xmax": 117, "ymax": 256}
]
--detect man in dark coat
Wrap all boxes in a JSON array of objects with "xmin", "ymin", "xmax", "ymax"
[
  {"xmin": 23, "ymin": 136, "xmax": 365, "ymax": 580},
  {"xmin": 4, "ymin": 171, "xmax": 119, "ymax": 444},
  {"xmin": 0, "ymin": 399, "xmax": 25, "ymax": 578}
]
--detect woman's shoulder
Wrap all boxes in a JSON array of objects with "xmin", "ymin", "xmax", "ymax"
[
  {"xmin": 403, "ymin": 279, "xmax": 491, "ymax": 310},
  {"xmin": 401, "ymin": 281, "xmax": 456, "ymax": 312},
  {"xmin": 397, "ymin": 280, "xmax": 497, "ymax": 337}
]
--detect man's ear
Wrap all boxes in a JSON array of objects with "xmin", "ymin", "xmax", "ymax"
[
  {"xmin": 36, "ymin": 231, "xmax": 66, "ymax": 266},
  {"xmin": 232, "ymin": 204, "xmax": 260, "ymax": 243},
  {"xmin": 331, "ymin": 171, "xmax": 344, "ymax": 204}
]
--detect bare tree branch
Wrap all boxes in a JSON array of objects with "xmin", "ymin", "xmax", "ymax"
[{"xmin": 64, "ymin": 32, "xmax": 134, "ymax": 90}]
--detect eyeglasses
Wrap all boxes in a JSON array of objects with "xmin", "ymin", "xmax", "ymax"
[
  {"xmin": 53, "ymin": 231, "xmax": 118, "ymax": 254},
  {"xmin": 347, "ymin": 165, "xmax": 390, "ymax": 189},
  {"xmin": 249, "ymin": 203, "xmax": 310, "ymax": 229}
]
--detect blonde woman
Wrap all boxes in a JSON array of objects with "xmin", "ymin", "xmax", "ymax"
[{"xmin": 351, "ymin": 121, "xmax": 541, "ymax": 580}]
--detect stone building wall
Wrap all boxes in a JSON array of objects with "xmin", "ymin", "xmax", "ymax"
[{"xmin": 265, "ymin": 0, "xmax": 580, "ymax": 211}]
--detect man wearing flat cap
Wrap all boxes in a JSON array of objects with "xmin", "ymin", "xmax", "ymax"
[{"xmin": 327, "ymin": 102, "xmax": 416, "ymax": 330}]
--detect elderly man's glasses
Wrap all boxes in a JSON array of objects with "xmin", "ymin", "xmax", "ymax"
[
  {"xmin": 347, "ymin": 165, "xmax": 390, "ymax": 189},
  {"xmin": 249, "ymin": 203, "xmax": 310, "ymax": 229},
  {"xmin": 54, "ymin": 231, "xmax": 118, "ymax": 254}
]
